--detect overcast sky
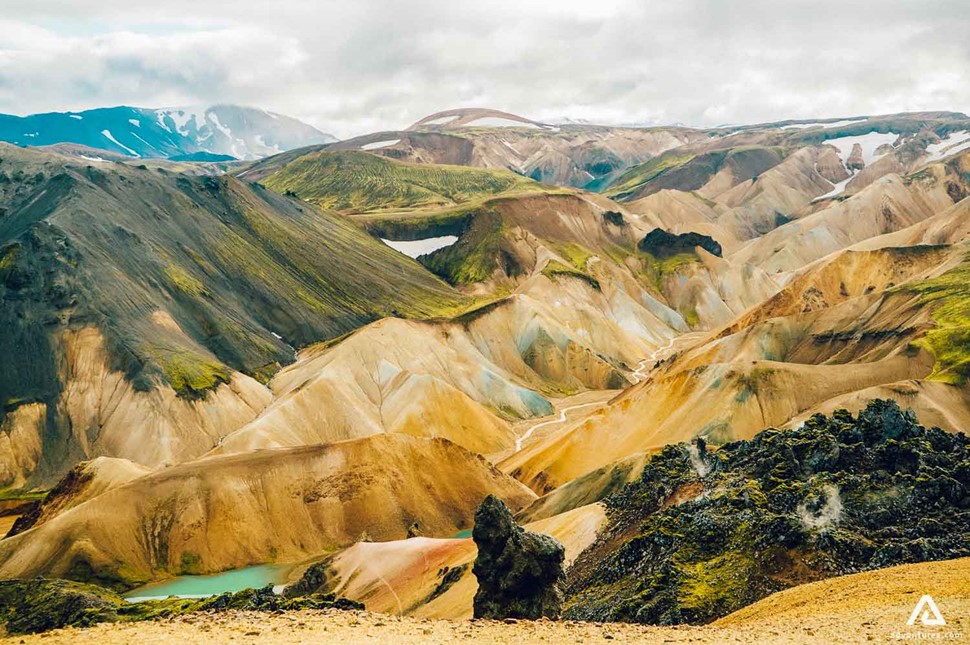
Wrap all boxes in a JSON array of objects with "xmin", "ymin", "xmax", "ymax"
[{"xmin": 1, "ymin": 0, "xmax": 968, "ymax": 138}]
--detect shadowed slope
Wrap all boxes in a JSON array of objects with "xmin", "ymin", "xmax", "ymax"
[{"xmin": 0, "ymin": 144, "xmax": 465, "ymax": 485}]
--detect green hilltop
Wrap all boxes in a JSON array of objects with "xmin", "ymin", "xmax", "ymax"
[{"xmin": 260, "ymin": 149, "xmax": 544, "ymax": 214}]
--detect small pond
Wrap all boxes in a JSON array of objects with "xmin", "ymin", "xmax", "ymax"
[{"xmin": 123, "ymin": 564, "xmax": 291, "ymax": 602}]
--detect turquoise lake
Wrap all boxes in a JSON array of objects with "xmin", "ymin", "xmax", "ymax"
[{"xmin": 123, "ymin": 564, "xmax": 290, "ymax": 602}]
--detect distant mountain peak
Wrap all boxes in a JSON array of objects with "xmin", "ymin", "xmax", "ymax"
[{"xmin": 0, "ymin": 104, "xmax": 337, "ymax": 160}]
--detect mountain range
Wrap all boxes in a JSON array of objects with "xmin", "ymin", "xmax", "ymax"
[
  {"xmin": 1, "ymin": 104, "xmax": 970, "ymax": 638},
  {"xmin": 0, "ymin": 105, "xmax": 336, "ymax": 160}
]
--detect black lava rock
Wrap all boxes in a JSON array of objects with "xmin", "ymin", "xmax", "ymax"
[
  {"xmin": 638, "ymin": 228, "xmax": 722, "ymax": 258},
  {"xmin": 472, "ymin": 494, "xmax": 566, "ymax": 620},
  {"xmin": 565, "ymin": 400, "xmax": 970, "ymax": 625}
]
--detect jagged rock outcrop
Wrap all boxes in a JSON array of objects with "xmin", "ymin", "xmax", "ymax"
[
  {"xmin": 638, "ymin": 228, "xmax": 723, "ymax": 258},
  {"xmin": 472, "ymin": 494, "xmax": 566, "ymax": 619},
  {"xmin": 565, "ymin": 400, "xmax": 970, "ymax": 625}
]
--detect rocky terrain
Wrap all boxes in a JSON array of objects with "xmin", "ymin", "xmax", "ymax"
[
  {"xmin": 4, "ymin": 555, "xmax": 969, "ymax": 642},
  {"xmin": 2, "ymin": 106, "xmax": 970, "ymax": 642},
  {"xmin": 565, "ymin": 400, "xmax": 970, "ymax": 623},
  {"xmin": 471, "ymin": 495, "xmax": 565, "ymax": 619}
]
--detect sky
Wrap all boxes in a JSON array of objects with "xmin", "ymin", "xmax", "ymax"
[{"xmin": 1, "ymin": 0, "xmax": 968, "ymax": 139}]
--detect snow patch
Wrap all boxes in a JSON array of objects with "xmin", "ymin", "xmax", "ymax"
[
  {"xmin": 100, "ymin": 130, "xmax": 140, "ymax": 157},
  {"xmin": 155, "ymin": 111, "xmax": 172, "ymax": 132},
  {"xmin": 924, "ymin": 131, "xmax": 970, "ymax": 163},
  {"xmin": 824, "ymin": 131, "xmax": 898, "ymax": 167},
  {"xmin": 208, "ymin": 112, "xmax": 230, "ymax": 135},
  {"xmin": 360, "ymin": 139, "xmax": 401, "ymax": 150},
  {"xmin": 381, "ymin": 236, "xmax": 459, "ymax": 259},
  {"xmin": 168, "ymin": 110, "xmax": 194, "ymax": 135},
  {"xmin": 253, "ymin": 134, "xmax": 281, "ymax": 154},
  {"xmin": 129, "ymin": 131, "xmax": 153, "ymax": 151},
  {"xmin": 814, "ymin": 175, "xmax": 854, "ymax": 202},
  {"xmin": 157, "ymin": 107, "xmax": 208, "ymax": 136},
  {"xmin": 813, "ymin": 131, "xmax": 898, "ymax": 200}
]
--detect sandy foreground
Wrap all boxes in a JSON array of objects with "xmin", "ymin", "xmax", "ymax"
[
  {"xmin": 5, "ymin": 558, "xmax": 969, "ymax": 643},
  {"xmin": 0, "ymin": 610, "xmax": 803, "ymax": 644},
  {"xmin": 2, "ymin": 603, "xmax": 965, "ymax": 645}
]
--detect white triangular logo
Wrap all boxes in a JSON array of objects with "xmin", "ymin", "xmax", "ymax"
[{"xmin": 907, "ymin": 595, "xmax": 946, "ymax": 626}]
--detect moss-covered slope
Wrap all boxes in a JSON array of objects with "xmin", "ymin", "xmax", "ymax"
[
  {"xmin": 902, "ymin": 254, "xmax": 970, "ymax": 384},
  {"xmin": 259, "ymin": 150, "xmax": 542, "ymax": 214},
  {"xmin": 565, "ymin": 400, "xmax": 970, "ymax": 624},
  {"xmin": 0, "ymin": 144, "xmax": 465, "ymax": 481},
  {"xmin": 606, "ymin": 146, "xmax": 786, "ymax": 201}
]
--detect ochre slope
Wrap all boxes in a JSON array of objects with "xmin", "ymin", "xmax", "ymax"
[
  {"xmin": 0, "ymin": 143, "xmax": 466, "ymax": 486},
  {"xmin": 0, "ymin": 435, "xmax": 535, "ymax": 589},
  {"xmin": 716, "ymin": 557, "xmax": 970, "ymax": 637},
  {"xmin": 502, "ymin": 243, "xmax": 967, "ymax": 491}
]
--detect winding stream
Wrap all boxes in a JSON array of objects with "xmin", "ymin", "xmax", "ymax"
[{"xmin": 514, "ymin": 402, "xmax": 602, "ymax": 452}]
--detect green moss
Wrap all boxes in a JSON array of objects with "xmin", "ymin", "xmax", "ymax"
[
  {"xmin": 606, "ymin": 153, "xmax": 696, "ymax": 198},
  {"xmin": 262, "ymin": 150, "xmax": 541, "ymax": 215},
  {"xmin": 145, "ymin": 346, "xmax": 231, "ymax": 399},
  {"xmin": 163, "ymin": 264, "xmax": 208, "ymax": 297},
  {"xmin": 355, "ymin": 203, "xmax": 478, "ymax": 239},
  {"xmin": 638, "ymin": 250, "xmax": 700, "ymax": 294},
  {"xmin": 676, "ymin": 550, "xmax": 757, "ymax": 616},
  {"xmin": 901, "ymin": 257, "xmax": 970, "ymax": 383},
  {"xmin": 422, "ymin": 213, "xmax": 509, "ymax": 285},
  {"xmin": 0, "ymin": 487, "xmax": 47, "ymax": 502},
  {"xmin": 682, "ymin": 307, "xmax": 700, "ymax": 328},
  {"xmin": 0, "ymin": 243, "xmax": 19, "ymax": 272},
  {"xmin": 540, "ymin": 260, "xmax": 601, "ymax": 290},
  {"xmin": 552, "ymin": 243, "xmax": 596, "ymax": 271},
  {"xmin": 178, "ymin": 552, "xmax": 204, "ymax": 575}
]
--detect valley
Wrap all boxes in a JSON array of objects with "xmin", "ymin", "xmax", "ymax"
[{"xmin": 2, "ymin": 105, "xmax": 970, "ymax": 641}]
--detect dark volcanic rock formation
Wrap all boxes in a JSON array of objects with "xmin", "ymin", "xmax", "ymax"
[
  {"xmin": 638, "ymin": 228, "xmax": 722, "ymax": 258},
  {"xmin": 565, "ymin": 400, "xmax": 970, "ymax": 625},
  {"xmin": 472, "ymin": 494, "xmax": 566, "ymax": 620}
]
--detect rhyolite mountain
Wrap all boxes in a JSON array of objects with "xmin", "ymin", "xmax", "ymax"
[
  {"xmin": 0, "ymin": 105, "xmax": 336, "ymax": 160},
  {"xmin": 0, "ymin": 142, "xmax": 463, "ymax": 487},
  {"xmin": 3, "ymin": 106, "xmax": 970, "ymax": 635}
]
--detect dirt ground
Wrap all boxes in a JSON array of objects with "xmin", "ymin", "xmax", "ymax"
[
  {"xmin": 5, "ymin": 558, "xmax": 968, "ymax": 644},
  {"xmin": 3, "ymin": 602, "xmax": 964, "ymax": 645}
]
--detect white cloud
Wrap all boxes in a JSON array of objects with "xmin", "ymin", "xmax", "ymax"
[
  {"xmin": 1, "ymin": 0, "xmax": 968, "ymax": 138},
  {"xmin": 0, "ymin": 20, "xmax": 305, "ymax": 116}
]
